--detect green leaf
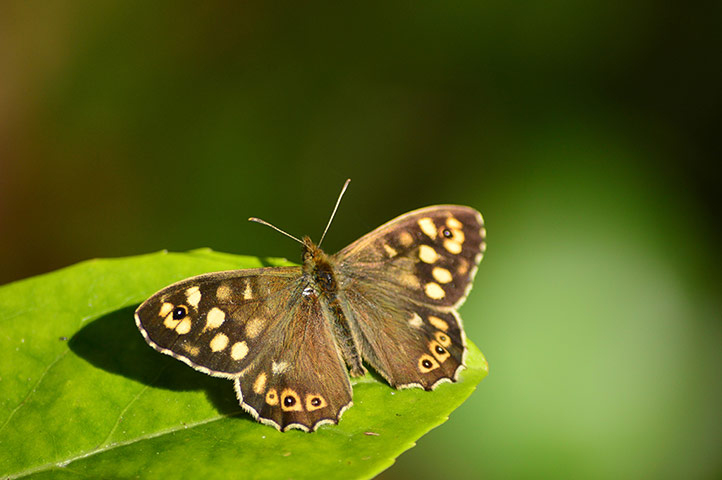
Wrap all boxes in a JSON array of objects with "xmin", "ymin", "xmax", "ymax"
[{"xmin": 0, "ymin": 250, "xmax": 488, "ymax": 479}]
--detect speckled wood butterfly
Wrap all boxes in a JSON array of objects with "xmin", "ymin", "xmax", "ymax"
[{"xmin": 135, "ymin": 181, "xmax": 486, "ymax": 432}]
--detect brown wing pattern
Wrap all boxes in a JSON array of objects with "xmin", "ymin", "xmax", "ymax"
[
  {"xmin": 135, "ymin": 267, "xmax": 301, "ymax": 377},
  {"xmin": 233, "ymin": 287, "xmax": 353, "ymax": 431},
  {"xmin": 333, "ymin": 205, "xmax": 486, "ymax": 389},
  {"xmin": 335, "ymin": 205, "xmax": 485, "ymax": 308},
  {"xmin": 135, "ymin": 267, "xmax": 352, "ymax": 431},
  {"xmin": 341, "ymin": 286, "xmax": 467, "ymax": 389}
]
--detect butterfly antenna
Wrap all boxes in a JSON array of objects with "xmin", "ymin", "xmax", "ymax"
[
  {"xmin": 248, "ymin": 217, "xmax": 304, "ymax": 245},
  {"xmin": 318, "ymin": 178, "xmax": 351, "ymax": 247}
]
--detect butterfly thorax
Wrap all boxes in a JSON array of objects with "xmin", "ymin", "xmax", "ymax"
[{"xmin": 300, "ymin": 236, "xmax": 367, "ymax": 377}]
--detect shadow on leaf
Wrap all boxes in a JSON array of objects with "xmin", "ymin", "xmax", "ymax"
[{"xmin": 70, "ymin": 306, "xmax": 245, "ymax": 418}]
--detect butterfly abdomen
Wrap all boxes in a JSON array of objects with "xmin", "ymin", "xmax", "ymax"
[
  {"xmin": 301, "ymin": 239, "xmax": 367, "ymax": 378},
  {"xmin": 325, "ymin": 296, "xmax": 366, "ymax": 377}
]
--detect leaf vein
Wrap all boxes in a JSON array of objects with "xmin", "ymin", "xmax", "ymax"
[
  {"xmin": 96, "ymin": 384, "xmax": 151, "ymax": 449},
  {"xmin": 7, "ymin": 413, "xmax": 237, "ymax": 479},
  {"xmin": 0, "ymin": 350, "xmax": 69, "ymax": 435}
]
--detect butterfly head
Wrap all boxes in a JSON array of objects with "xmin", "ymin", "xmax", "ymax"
[{"xmin": 301, "ymin": 236, "xmax": 321, "ymax": 260}]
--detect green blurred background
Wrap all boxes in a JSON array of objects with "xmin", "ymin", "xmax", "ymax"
[{"xmin": 2, "ymin": 2, "xmax": 720, "ymax": 478}]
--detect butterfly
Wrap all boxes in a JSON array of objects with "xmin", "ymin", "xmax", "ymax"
[{"xmin": 134, "ymin": 180, "xmax": 486, "ymax": 432}]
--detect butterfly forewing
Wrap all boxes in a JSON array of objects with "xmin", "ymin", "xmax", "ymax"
[
  {"xmin": 335, "ymin": 205, "xmax": 486, "ymax": 308},
  {"xmin": 135, "ymin": 267, "xmax": 302, "ymax": 376}
]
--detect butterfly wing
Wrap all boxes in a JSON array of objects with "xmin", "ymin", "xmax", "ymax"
[
  {"xmin": 333, "ymin": 205, "xmax": 486, "ymax": 389},
  {"xmin": 135, "ymin": 267, "xmax": 352, "ymax": 431},
  {"xmin": 135, "ymin": 267, "xmax": 301, "ymax": 377},
  {"xmin": 232, "ymin": 287, "xmax": 353, "ymax": 432}
]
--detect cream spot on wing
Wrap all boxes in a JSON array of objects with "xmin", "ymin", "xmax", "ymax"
[
  {"xmin": 428, "ymin": 315, "xmax": 449, "ymax": 331},
  {"xmin": 480, "ymin": 227, "xmax": 487, "ymax": 238},
  {"xmin": 253, "ymin": 372, "xmax": 267, "ymax": 394},
  {"xmin": 245, "ymin": 317, "xmax": 265, "ymax": 339},
  {"xmin": 182, "ymin": 344, "xmax": 200, "ymax": 356},
  {"xmin": 205, "ymin": 307, "xmax": 225, "ymax": 330},
  {"xmin": 399, "ymin": 272, "xmax": 420, "ymax": 289},
  {"xmin": 446, "ymin": 216, "xmax": 463, "ymax": 230},
  {"xmin": 185, "ymin": 286, "xmax": 201, "ymax": 308},
  {"xmin": 159, "ymin": 302, "xmax": 173, "ymax": 317},
  {"xmin": 418, "ymin": 245, "xmax": 439, "ymax": 264},
  {"xmin": 399, "ymin": 231, "xmax": 413, "ymax": 247},
  {"xmin": 265, "ymin": 388, "xmax": 279, "ymax": 405},
  {"xmin": 216, "ymin": 284, "xmax": 232, "ymax": 301},
  {"xmin": 418, "ymin": 217, "xmax": 437, "ymax": 240},
  {"xmin": 443, "ymin": 239, "xmax": 463, "ymax": 254},
  {"xmin": 231, "ymin": 341, "xmax": 249, "ymax": 360},
  {"xmin": 481, "ymin": 241, "xmax": 487, "ymax": 253},
  {"xmin": 163, "ymin": 305, "xmax": 187, "ymax": 330},
  {"xmin": 408, "ymin": 312, "xmax": 423, "ymax": 328},
  {"xmin": 383, "ymin": 243, "xmax": 398, "ymax": 257},
  {"xmin": 450, "ymin": 228, "xmax": 465, "ymax": 243},
  {"xmin": 209, "ymin": 333, "xmax": 229, "ymax": 352},
  {"xmin": 424, "ymin": 282, "xmax": 446, "ymax": 300},
  {"xmin": 432, "ymin": 267, "xmax": 453, "ymax": 284},
  {"xmin": 243, "ymin": 282, "xmax": 253, "ymax": 300},
  {"xmin": 457, "ymin": 258, "xmax": 469, "ymax": 275},
  {"xmin": 272, "ymin": 361, "xmax": 290, "ymax": 375},
  {"xmin": 163, "ymin": 314, "xmax": 180, "ymax": 330},
  {"xmin": 176, "ymin": 318, "xmax": 192, "ymax": 335}
]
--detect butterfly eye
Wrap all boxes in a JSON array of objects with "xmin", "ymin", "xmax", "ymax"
[{"xmin": 172, "ymin": 306, "xmax": 187, "ymax": 320}]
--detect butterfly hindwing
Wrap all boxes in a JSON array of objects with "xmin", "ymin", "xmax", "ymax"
[
  {"xmin": 233, "ymin": 286, "xmax": 353, "ymax": 431},
  {"xmin": 341, "ymin": 287, "xmax": 466, "ymax": 389}
]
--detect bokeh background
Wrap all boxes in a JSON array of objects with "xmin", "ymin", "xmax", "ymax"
[{"xmin": 2, "ymin": 2, "xmax": 720, "ymax": 478}]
